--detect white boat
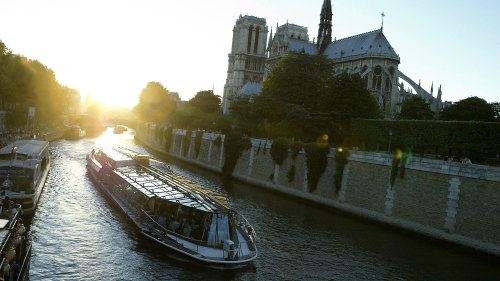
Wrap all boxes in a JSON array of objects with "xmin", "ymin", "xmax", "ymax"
[
  {"xmin": 86, "ymin": 147, "xmax": 258, "ymax": 267},
  {"xmin": 65, "ymin": 125, "xmax": 86, "ymax": 140},
  {"xmin": 113, "ymin": 125, "xmax": 127, "ymax": 134},
  {"xmin": 0, "ymin": 140, "xmax": 50, "ymax": 215}
]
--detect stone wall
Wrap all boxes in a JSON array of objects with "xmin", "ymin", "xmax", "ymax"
[{"xmin": 136, "ymin": 124, "xmax": 500, "ymax": 257}]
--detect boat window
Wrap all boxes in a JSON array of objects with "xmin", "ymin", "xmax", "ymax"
[
  {"xmin": 16, "ymin": 153, "xmax": 28, "ymax": 161},
  {"xmin": 0, "ymin": 154, "xmax": 13, "ymax": 160}
]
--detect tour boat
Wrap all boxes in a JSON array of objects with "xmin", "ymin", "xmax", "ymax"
[
  {"xmin": 86, "ymin": 147, "xmax": 258, "ymax": 267},
  {"xmin": 0, "ymin": 208, "xmax": 32, "ymax": 280},
  {"xmin": 65, "ymin": 125, "xmax": 86, "ymax": 140},
  {"xmin": 0, "ymin": 140, "xmax": 50, "ymax": 215},
  {"xmin": 113, "ymin": 125, "xmax": 127, "ymax": 134}
]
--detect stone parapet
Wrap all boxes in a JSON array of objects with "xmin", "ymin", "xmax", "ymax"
[{"xmin": 135, "ymin": 125, "xmax": 500, "ymax": 257}]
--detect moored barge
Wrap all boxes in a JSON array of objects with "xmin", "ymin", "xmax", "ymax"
[
  {"xmin": 0, "ymin": 140, "xmax": 50, "ymax": 215},
  {"xmin": 0, "ymin": 207, "xmax": 32, "ymax": 281},
  {"xmin": 86, "ymin": 147, "xmax": 257, "ymax": 267}
]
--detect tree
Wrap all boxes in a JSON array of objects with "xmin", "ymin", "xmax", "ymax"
[
  {"xmin": 261, "ymin": 53, "xmax": 333, "ymax": 113},
  {"xmin": 134, "ymin": 82, "xmax": 177, "ymax": 123},
  {"xmin": 396, "ymin": 95, "xmax": 434, "ymax": 120},
  {"xmin": 188, "ymin": 90, "xmax": 221, "ymax": 114},
  {"xmin": 232, "ymin": 53, "xmax": 380, "ymax": 141},
  {"xmin": 441, "ymin": 96, "xmax": 495, "ymax": 122},
  {"xmin": 327, "ymin": 72, "xmax": 381, "ymax": 120}
]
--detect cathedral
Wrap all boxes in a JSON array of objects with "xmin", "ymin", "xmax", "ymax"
[{"xmin": 222, "ymin": 0, "xmax": 443, "ymax": 119}]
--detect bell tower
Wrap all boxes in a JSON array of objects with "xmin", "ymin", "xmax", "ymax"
[{"xmin": 222, "ymin": 15, "xmax": 268, "ymax": 114}]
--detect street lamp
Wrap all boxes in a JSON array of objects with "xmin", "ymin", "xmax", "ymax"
[{"xmin": 388, "ymin": 129, "xmax": 393, "ymax": 153}]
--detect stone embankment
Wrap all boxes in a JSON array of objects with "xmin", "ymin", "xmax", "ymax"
[{"xmin": 136, "ymin": 124, "xmax": 500, "ymax": 257}]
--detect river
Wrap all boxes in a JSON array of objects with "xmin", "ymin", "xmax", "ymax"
[{"xmin": 28, "ymin": 128, "xmax": 499, "ymax": 280}]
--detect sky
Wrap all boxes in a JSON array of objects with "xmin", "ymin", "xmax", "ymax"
[{"xmin": 0, "ymin": 0, "xmax": 499, "ymax": 108}]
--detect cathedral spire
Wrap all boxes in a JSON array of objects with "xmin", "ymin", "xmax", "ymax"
[
  {"xmin": 317, "ymin": 0, "xmax": 332, "ymax": 53},
  {"xmin": 267, "ymin": 26, "xmax": 273, "ymax": 52}
]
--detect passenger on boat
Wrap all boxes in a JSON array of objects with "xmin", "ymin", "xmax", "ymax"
[{"xmin": 1, "ymin": 195, "xmax": 11, "ymax": 211}]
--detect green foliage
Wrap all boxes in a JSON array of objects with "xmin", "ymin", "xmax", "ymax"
[
  {"xmin": 0, "ymin": 42, "xmax": 74, "ymax": 129},
  {"xmin": 441, "ymin": 97, "xmax": 495, "ymax": 122},
  {"xmin": 290, "ymin": 141, "xmax": 304, "ymax": 160},
  {"xmin": 214, "ymin": 135, "xmax": 222, "ymax": 147},
  {"xmin": 390, "ymin": 154, "xmax": 400, "ymax": 187},
  {"xmin": 164, "ymin": 127, "xmax": 173, "ymax": 152},
  {"xmin": 397, "ymin": 96, "xmax": 434, "ymax": 120},
  {"xmin": 222, "ymin": 131, "xmax": 252, "ymax": 178},
  {"xmin": 349, "ymin": 119, "xmax": 500, "ymax": 162},
  {"xmin": 194, "ymin": 131, "xmax": 204, "ymax": 157},
  {"xmin": 334, "ymin": 148, "xmax": 350, "ymax": 194},
  {"xmin": 304, "ymin": 141, "xmax": 330, "ymax": 192},
  {"xmin": 287, "ymin": 164, "xmax": 296, "ymax": 183},
  {"xmin": 327, "ymin": 72, "xmax": 381, "ymax": 120},
  {"xmin": 270, "ymin": 138, "xmax": 290, "ymax": 166},
  {"xmin": 189, "ymin": 90, "xmax": 221, "ymax": 114},
  {"xmin": 183, "ymin": 129, "xmax": 192, "ymax": 156},
  {"xmin": 229, "ymin": 53, "xmax": 380, "ymax": 141},
  {"xmin": 400, "ymin": 149, "xmax": 413, "ymax": 179},
  {"xmin": 261, "ymin": 53, "xmax": 334, "ymax": 111},
  {"xmin": 134, "ymin": 82, "xmax": 177, "ymax": 123},
  {"xmin": 171, "ymin": 90, "xmax": 222, "ymax": 131}
]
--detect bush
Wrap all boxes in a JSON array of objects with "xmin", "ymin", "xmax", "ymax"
[
  {"xmin": 183, "ymin": 129, "xmax": 192, "ymax": 156},
  {"xmin": 349, "ymin": 119, "xmax": 500, "ymax": 162},
  {"xmin": 164, "ymin": 127, "xmax": 173, "ymax": 152},
  {"xmin": 214, "ymin": 135, "xmax": 222, "ymax": 147},
  {"xmin": 290, "ymin": 141, "xmax": 304, "ymax": 160},
  {"xmin": 304, "ymin": 142, "xmax": 330, "ymax": 192},
  {"xmin": 334, "ymin": 148, "xmax": 349, "ymax": 194},
  {"xmin": 222, "ymin": 131, "xmax": 252, "ymax": 178},
  {"xmin": 287, "ymin": 165, "xmax": 296, "ymax": 183},
  {"xmin": 270, "ymin": 138, "xmax": 290, "ymax": 166},
  {"xmin": 195, "ymin": 131, "xmax": 204, "ymax": 157}
]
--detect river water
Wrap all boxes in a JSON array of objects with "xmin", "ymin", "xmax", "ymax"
[{"xmin": 28, "ymin": 128, "xmax": 499, "ymax": 280}]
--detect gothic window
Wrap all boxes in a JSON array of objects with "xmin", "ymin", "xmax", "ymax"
[
  {"xmin": 298, "ymin": 35, "xmax": 301, "ymax": 40},
  {"xmin": 254, "ymin": 27, "xmax": 260, "ymax": 54},
  {"xmin": 247, "ymin": 26, "xmax": 253, "ymax": 53},
  {"xmin": 385, "ymin": 77, "xmax": 391, "ymax": 92},
  {"xmin": 372, "ymin": 66, "xmax": 382, "ymax": 90}
]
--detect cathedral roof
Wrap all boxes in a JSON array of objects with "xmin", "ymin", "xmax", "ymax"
[
  {"xmin": 285, "ymin": 29, "xmax": 399, "ymax": 62},
  {"xmin": 323, "ymin": 29, "xmax": 399, "ymax": 61},
  {"xmin": 288, "ymin": 38, "xmax": 319, "ymax": 55},
  {"xmin": 238, "ymin": 82, "xmax": 262, "ymax": 96}
]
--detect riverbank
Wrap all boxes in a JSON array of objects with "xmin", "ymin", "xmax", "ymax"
[{"xmin": 135, "ymin": 123, "xmax": 500, "ymax": 258}]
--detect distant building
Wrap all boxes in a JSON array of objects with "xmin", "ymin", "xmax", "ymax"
[
  {"xmin": 170, "ymin": 92, "xmax": 182, "ymax": 106},
  {"xmin": 222, "ymin": 0, "xmax": 443, "ymax": 118}
]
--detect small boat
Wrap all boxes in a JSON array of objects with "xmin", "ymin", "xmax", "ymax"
[
  {"xmin": 113, "ymin": 125, "xmax": 127, "ymax": 134},
  {"xmin": 86, "ymin": 147, "xmax": 257, "ymax": 267},
  {"xmin": 65, "ymin": 125, "xmax": 86, "ymax": 140},
  {"xmin": 0, "ymin": 207, "xmax": 32, "ymax": 281},
  {"xmin": 0, "ymin": 140, "xmax": 50, "ymax": 215}
]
